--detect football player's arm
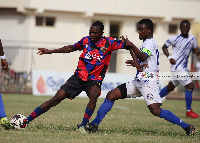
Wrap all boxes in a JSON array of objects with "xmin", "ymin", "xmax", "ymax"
[
  {"xmin": 0, "ymin": 39, "xmax": 4, "ymax": 56},
  {"xmin": 162, "ymin": 44, "xmax": 176, "ymax": 65},
  {"xmin": 191, "ymin": 37, "xmax": 200, "ymax": 55},
  {"xmin": 126, "ymin": 48, "xmax": 148, "ymax": 71},
  {"xmin": 194, "ymin": 48, "xmax": 200, "ymax": 56},
  {"xmin": 121, "ymin": 35, "xmax": 148, "ymax": 62},
  {"xmin": 37, "ymin": 45, "xmax": 77, "ymax": 55},
  {"xmin": 0, "ymin": 39, "xmax": 9, "ymax": 73}
]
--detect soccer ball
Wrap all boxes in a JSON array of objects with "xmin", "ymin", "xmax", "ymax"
[{"xmin": 10, "ymin": 114, "xmax": 27, "ymax": 130}]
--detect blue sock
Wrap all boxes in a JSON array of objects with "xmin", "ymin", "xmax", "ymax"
[
  {"xmin": 80, "ymin": 108, "xmax": 94, "ymax": 127},
  {"xmin": 27, "ymin": 106, "xmax": 44, "ymax": 123},
  {"xmin": 159, "ymin": 108, "xmax": 189, "ymax": 129},
  {"xmin": 91, "ymin": 98, "xmax": 114, "ymax": 126},
  {"xmin": 0, "ymin": 93, "xmax": 6, "ymax": 118},
  {"xmin": 185, "ymin": 90, "xmax": 192, "ymax": 111},
  {"xmin": 159, "ymin": 86, "xmax": 170, "ymax": 98}
]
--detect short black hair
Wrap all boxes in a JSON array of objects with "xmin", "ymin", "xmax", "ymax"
[
  {"xmin": 92, "ymin": 21, "xmax": 104, "ymax": 32},
  {"xmin": 180, "ymin": 20, "xmax": 190, "ymax": 27},
  {"xmin": 138, "ymin": 18, "xmax": 154, "ymax": 32}
]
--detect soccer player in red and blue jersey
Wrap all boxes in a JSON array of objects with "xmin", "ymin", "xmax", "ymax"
[{"xmin": 26, "ymin": 21, "xmax": 127, "ymax": 133}]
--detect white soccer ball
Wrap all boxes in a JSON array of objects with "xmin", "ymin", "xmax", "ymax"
[{"xmin": 10, "ymin": 114, "xmax": 27, "ymax": 130}]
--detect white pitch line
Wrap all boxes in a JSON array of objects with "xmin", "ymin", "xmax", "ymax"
[{"xmin": 114, "ymin": 106, "xmax": 128, "ymax": 110}]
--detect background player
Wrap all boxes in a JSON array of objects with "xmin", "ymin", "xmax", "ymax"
[
  {"xmin": 159, "ymin": 20, "xmax": 200, "ymax": 118},
  {"xmin": 26, "ymin": 21, "xmax": 128, "ymax": 133},
  {"xmin": 0, "ymin": 39, "xmax": 12, "ymax": 130},
  {"xmin": 84, "ymin": 19, "xmax": 195, "ymax": 136}
]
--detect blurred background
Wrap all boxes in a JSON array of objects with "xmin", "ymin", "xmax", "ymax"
[{"xmin": 0, "ymin": 0, "xmax": 200, "ymax": 99}]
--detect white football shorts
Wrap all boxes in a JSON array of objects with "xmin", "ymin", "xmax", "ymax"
[
  {"xmin": 170, "ymin": 69, "xmax": 192, "ymax": 87},
  {"xmin": 126, "ymin": 80, "xmax": 162, "ymax": 106}
]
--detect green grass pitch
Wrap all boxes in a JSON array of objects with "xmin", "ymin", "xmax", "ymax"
[{"xmin": 0, "ymin": 94, "xmax": 199, "ymax": 143}]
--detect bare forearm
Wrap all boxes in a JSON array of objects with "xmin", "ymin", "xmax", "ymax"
[
  {"xmin": 129, "ymin": 42, "xmax": 147, "ymax": 62},
  {"xmin": 52, "ymin": 45, "xmax": 76, "ymax": 53},
  {"xmin": 162, "ymin": 45, "xmax": 169, "ymax": 57},
  {"xmin": 0, "ymin": 39, "xmax": 4, "ymax": 56},
  {"xmin": 129, "ymin": 48, "xmax": 139, "ymax": 66}
]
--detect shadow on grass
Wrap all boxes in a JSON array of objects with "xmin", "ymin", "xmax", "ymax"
[
  {"xmin": 27, "ymin": 123, "xmax": 76, "ymax": 132},
  {"xmin": 97, "ymin": 127, "xmax": 185, "ymax": 137},
  {"xmin": 23, "ymin": 123, "xmax": 198, "ymax": 138}
]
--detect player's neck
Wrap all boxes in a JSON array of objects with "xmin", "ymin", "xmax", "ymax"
[
  {"xmin": 143, "ymin": 35, "xmax": 153, "ymax": 42},
  {"xmin": 181, "ymin": 34, "xmax": 189, "ymax": 38}
]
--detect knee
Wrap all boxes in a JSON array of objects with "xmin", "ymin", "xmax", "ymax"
[
  {"xmin": 89, "ymin": 93, "xmax": 100, "ymax": 103},
  {"xmin": 150, "ymin": 108, "xmax": 161, "ymax": 116},
  {"xmin": 185, "ymin": 83, "xmax": 194, "ymax": 91},
  {"xmin": 106, "ymin": 91, "xmax": 117, "ymax": 102},
  {"xmin": 167, "ymin": 86, "xmax": 175, "ymax": 92},
  {"xmin": 167, "ymin": 82, "xmax": 176, "ymax": 92}
]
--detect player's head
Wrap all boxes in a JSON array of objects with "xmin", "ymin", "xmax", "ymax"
[
  {"xmin": 92, "ymin": 21, "xmax": 104, "ymax": 32},
  {"xmin": 180, "ymin": 20, "xmax": 190, "ymax": 37},
  {"xmin": 89, "ymin": 21, "xmax": 104, "ymax": 43},
  {"xmin": 137, "ymin": 18, "xmax": 154, "ymax": 40}
]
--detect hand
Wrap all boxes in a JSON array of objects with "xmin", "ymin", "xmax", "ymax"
[
  {"xmin": 169, "ymin": 58, "xmax": 176, "ymax": 65},
  {"xmin": 37, "ymin": 48, "xmax": 53, "ymax": 55},
  {"xmin": 1, "ymin": 59, "xmax": 9, "ymax": 74},
  {"xmin": 195, "ymin": 48, "xmax": 200, "ymax": 56},
  {"xmin": 125, "ymin": 60, "xmax": 135, "ymax": 67},
  {"xmin": 120, "ymin": 35, "xmax": 133, "ymax": 47},
  {"xmin": 125, "ymin": 60, "xmax": 148, "ymax": 72},
  {"xmin": 135, "ymin": 63, "xmax": 148, "ymax": 72}
]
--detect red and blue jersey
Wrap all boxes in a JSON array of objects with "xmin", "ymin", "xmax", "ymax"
[{"xmin": 74, "ymin": 36, "xmax": 124, "ymax": 81}]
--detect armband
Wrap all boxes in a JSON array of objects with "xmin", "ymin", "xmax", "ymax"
[{"xmin": 142, "ymin": 48, "xmax": 151, "ymax": 56}]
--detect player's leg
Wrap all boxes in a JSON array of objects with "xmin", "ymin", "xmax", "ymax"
[
  {"xmin": 78, "ymin": 85, "xmax": 101, "ymax": 128},
  {"xmin": 27, "ymin": 89, "xmax": 69, "ymax": 123},
  {"xmin": 0, "ymin": 93, "xmax": 6, "ymax": 119},
  {"xmin": 159, "ymin": 81, "xmax": 176, "ymax": 98},
  {"xmin": 90, "ymin": 86, "xmax": 123, "ymax": 126},
  {"xmin": 84, "ymin": 87, "xmax": 123, "ymax": 132},
  {"xmin": 0, "ymin": 93, "xmax": 12, "ymax": 130},
  {"xmin": 84, "ymin": 83, "xmax": 132, "ymax": 132},
  {"xmin": 184, "ymin": 82, "xmax": 199, "ymax": 118},
  {"xmin": 143, "ymin": 82, "xmax": 195, "ymax": 136},
  {"xmin": 147, "ymin": 103, "xmax": 194, "ymax": 136}
]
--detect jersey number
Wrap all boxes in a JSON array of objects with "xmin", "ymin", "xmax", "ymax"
[{"xmin": 156, "ymin": 49, "xmax": 159, "ymax": 65}]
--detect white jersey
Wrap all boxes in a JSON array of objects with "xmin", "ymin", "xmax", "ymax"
[
  {"xmin": 165, "ymin": 34, "xmax": 197, "ymax": 71},
  {"xmin": 126, "ymin": 38, "xmax": 162, "ymax": 106},
  {"xmin": 135, "ymin": 38, "xmax": 159, "ymax": 82}
]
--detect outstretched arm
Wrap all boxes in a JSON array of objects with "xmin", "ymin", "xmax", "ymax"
[
  {"xmin": 121, "ymin": 35, "xmax": 148, "ymax": 62},
  {"xmin": 0, "ymin": 39, "xmax": 9, "ymax": 73},
  {"xmin": 37, "ymin": 45, "xmax": 77, "ymax": 55},
  {"xmin": 162, "ymin": 44, "xmax": 176, "ymax": 65}
]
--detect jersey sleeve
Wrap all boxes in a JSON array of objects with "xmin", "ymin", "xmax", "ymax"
[
  {"xmin": 109, "ymin": 38, "xmax": 124, "ymax": 51},
  {"xmin": 164, "ymin": 36, "xmax": 176, "ymax": 48},
  {"xmin": 192, "ymin": 36, "xmax": 198, "ymax": 50},
  {"xmin": 74, "ymin": 36, "xmax": 89, "ymax": 51},
  {"xmin": 141, "ymin": 40, "xmax": 153, "ymax": 57}
]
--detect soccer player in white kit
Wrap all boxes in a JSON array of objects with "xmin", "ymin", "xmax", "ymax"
[
  {"xmin": 160, "ymin": 20, "xmax": 200, "ymax": 118},
  {"xmin": 84, "ymin": 19, "xmax": 195, "ymax": 136}
]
